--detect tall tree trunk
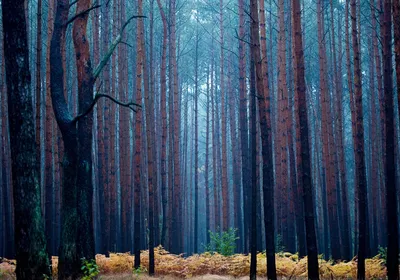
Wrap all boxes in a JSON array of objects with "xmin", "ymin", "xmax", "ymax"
[
  {"xmin": 394, "ymin": 0, "xmax": 400, "ymax": 129},
  {"xmin": 134, "ymin": 0, "xmax": 144, "ymax": 268},
  {"xmin": 317, "ymin": 0, "xmax": 340, "ymax": 261},
  {"xmin": 156, "ymin": 0, "xmax": 168, "ymax": 247},
  {"xmin": 205, "ymin": 64, "xmax": 211, "ymax": 245},
  {"xmin": 50, "ymin": 0, "xmax": 80, "ymax": 278},
  {"xmin": 169, "ymin": 0, "xmax": 182, "ymax": 253},
  {"xmin": 73, "ymin": 0, "xmax": 95, "ymax": 260},
  {"xmin": 249, "ymin": 0, "xmax": 276, "ymax": 277},
  {"xmin": 291, "ymin": 0, "xmax": 306, "ymax": 258},
  {"xmin": 351, "ymin": 0, "xmax": 367, "ymax": 277},
  {"xmin": 45, "ymin": 0, "xmax": 55, "ymax": 257},
  {"xmin": 383, "ymin": 0, "xmax": 399, "ymax": 278},
  {"xmin": 292, "ymin": 0, "xmax": 319, "ymax": 278},
  {"xmin": 218, "ymin": 0, "xmax": 229, "ymax": 232},
  {"xmin": 142, "ymin": 0, "xmax": 155, "ymax": 271},
  {"xmin": 35, "ymin": 0, "xmax": 42, "ymax": 184},
  {"xmin": 336, "ymin": 2, "xmax": 351, "ymax": 260},
  {"xmin": 2, "ymin": 0, "xmax": 50, "ymax": 278},
  {"xmin": 249, "ymin": 57, "xmax": 257, "ymax": 280},
  {"xmin": 238, "ymin": 0, "xmax": 249, "ymax": 253}
]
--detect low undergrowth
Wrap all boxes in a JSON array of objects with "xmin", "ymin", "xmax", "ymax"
[{"xmin": 0, "ymin": 246, "xmax": 388, "ymax": 279}]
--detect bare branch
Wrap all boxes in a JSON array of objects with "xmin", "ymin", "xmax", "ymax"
[
  {"xmin": 120, "ymin": 41, "xmax": 134, "ymax": 48},
  {"xmin": 66, "ymin": 4, "xmax": 101, "ymax": 26},
  {"xmin": 69, "ymin": 0, "xmax": 79, "ymax": 8},
  {"xmin": 72, "ymin": 92, "xmax": 141, "ymax": 124},
  {"xmin": 235, "ymin": 29, "xmax": 252, "ymax": 45},
  {"xmin": 93, "ymin": 15, "xmax": 146, "ymax": 80}
]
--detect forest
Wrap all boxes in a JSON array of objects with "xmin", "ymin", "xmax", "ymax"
[{"xmin": 0, "ymin": 0, "xmax": 400, "ymax": 278}]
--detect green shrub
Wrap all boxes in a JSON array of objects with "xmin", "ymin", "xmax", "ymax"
[
  {"xmin": 204, "ymin": 227, "xmax": 239, "ymax": 256},
  {"xmin": 378, "ymin": 246, "xmax": 387, "ymax": 265},
  {"xmin": 81, "ymin": 258, "xmax": 99, "ymax": 280}
]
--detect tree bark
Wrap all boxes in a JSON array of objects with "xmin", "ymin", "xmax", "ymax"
[
  {"xmin": 249, "ymin": 0, "xmax": 276, "ymax": 277},
  {"xmin": 351, "ymin": 0, "xmax": 368, "ymax": 277},
  {"xmin": 292, "ymin": 0, "xmax": 319, "ymax": 278},
  {"xmin": 156, "ymin": 0, "xmax": 168, "ymax": 248},
  {"xmin": 2, "ymin": 0, "xmax": 51, "ymax": 278},
  {"xmin": 383, "ymin": 0, "xmax": 399, "ymax": 278},
  {"xmin": 134, "ymin": 0, "xmax": 144, "ymax": 268},
  {"xmin": 238, "ymin": 0, "xmax": 249, "ymax": 253},
  {"xmin": 73, "ymin": 0, "xmax": 95, "ymax": 260}
]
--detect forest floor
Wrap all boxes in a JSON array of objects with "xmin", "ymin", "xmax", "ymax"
[{"xmin": 0, "ymin": 246, "xmax": 388, "ymax": 279}]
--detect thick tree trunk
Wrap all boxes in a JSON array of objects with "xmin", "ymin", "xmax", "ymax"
[
  {"xmin": 50, "ymin": 1, "xmax": 81, "ymax": 278},
  {"xmin": 73, "ymin": 0, "xmax": 95, "ymax": 260},
  {"xmin": 2, "ymin": 0, "xmax": 50, "ymax": 278}
]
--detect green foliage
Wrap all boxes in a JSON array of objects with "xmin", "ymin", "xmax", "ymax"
[
  {"xmin": 275, "ymin": 234, "xmax": 285, "ymax": 253},
  {"xmin": 132, "ymin": 265, "xmax": 147, "ymax": 279},
  {"xmin": 378, "ymin": 246, "xmax": 387, "ymax": 265},
  {"xmin": 42, "ymin": 273, "xmax": 50, "ymax": 280},
  {"xmin": 81, "ymin": 258, "xmax": 99, "ymax": 280},
  {"xmin": 204, "ymin": 227, "xmax": 239, "ymax": 256}
]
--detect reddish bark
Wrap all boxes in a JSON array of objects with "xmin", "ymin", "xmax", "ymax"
[
  {"xmin": 317, "ymin": 0, "xmax": 340, "ymax": 260},
  {"xmin": 383, "ymin": 0, "xmax": 399, "ymax": 277},
  {"xmin": 249, "ymin": 0, "xmax": 276, "ymax": 276},
  {"xmin": 219, "ymin": 0, "xmax": 229, "ymax": 232},
  {"xmin": 350, "ymin": 0, "xmax": 367, "ymax": 277},
  {"xmin": 134, "ymin": 0, "xmax": 144, "ymax": 268},
  {"xmin": 156, "ymin": 0, "xmax": 168, "ymax": 247}
]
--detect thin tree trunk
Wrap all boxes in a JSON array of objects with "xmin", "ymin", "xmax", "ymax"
[
  {"xmin": 383, "ymin": 0, "xmax": 399, "ymax": 278},
  {"xmin": 156, "ymin": 0, "xmax": 168, "ymax": 247},
  {"xmin": 44, "ymin": 0, "xmax": 55, "ymax": 257},
  {"xmin": 35, "ymin": 0, "xmax": 42, "ymax": 184},
  {"xmin": 317, "ymin": 0, "xmax": 340, "ymax": 261},
  {"xmin": 193, "ymin": 23, "xmax": 200, "ymax": 253},
  {"xmin": 351, "ymin": 0, "xmax": 367, "ymax": 277},
  {"xmin": 249, "ymin": 0, "xmax": 276, "ymax": 276},
  {"xmin": 142, "ymin": 0, "xmax": 155, "ymax": 270},
  {"xmin": 205, "ymin": 64, "xmax": 211, "ymax": 245},
  {"xmin": 134, "ymin": 0, "xmax": 144, "ymax": 268},
  {"xmin": 249, "ymin": 57, "xmax": 257, "ymax": 280},
  {"xmin": 292, "ymin": 0, "xmax": 319, "ymax": 278},
  {"xmin": 238, "ymin": 0, "xmax": 249, "ymax": 253}
]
